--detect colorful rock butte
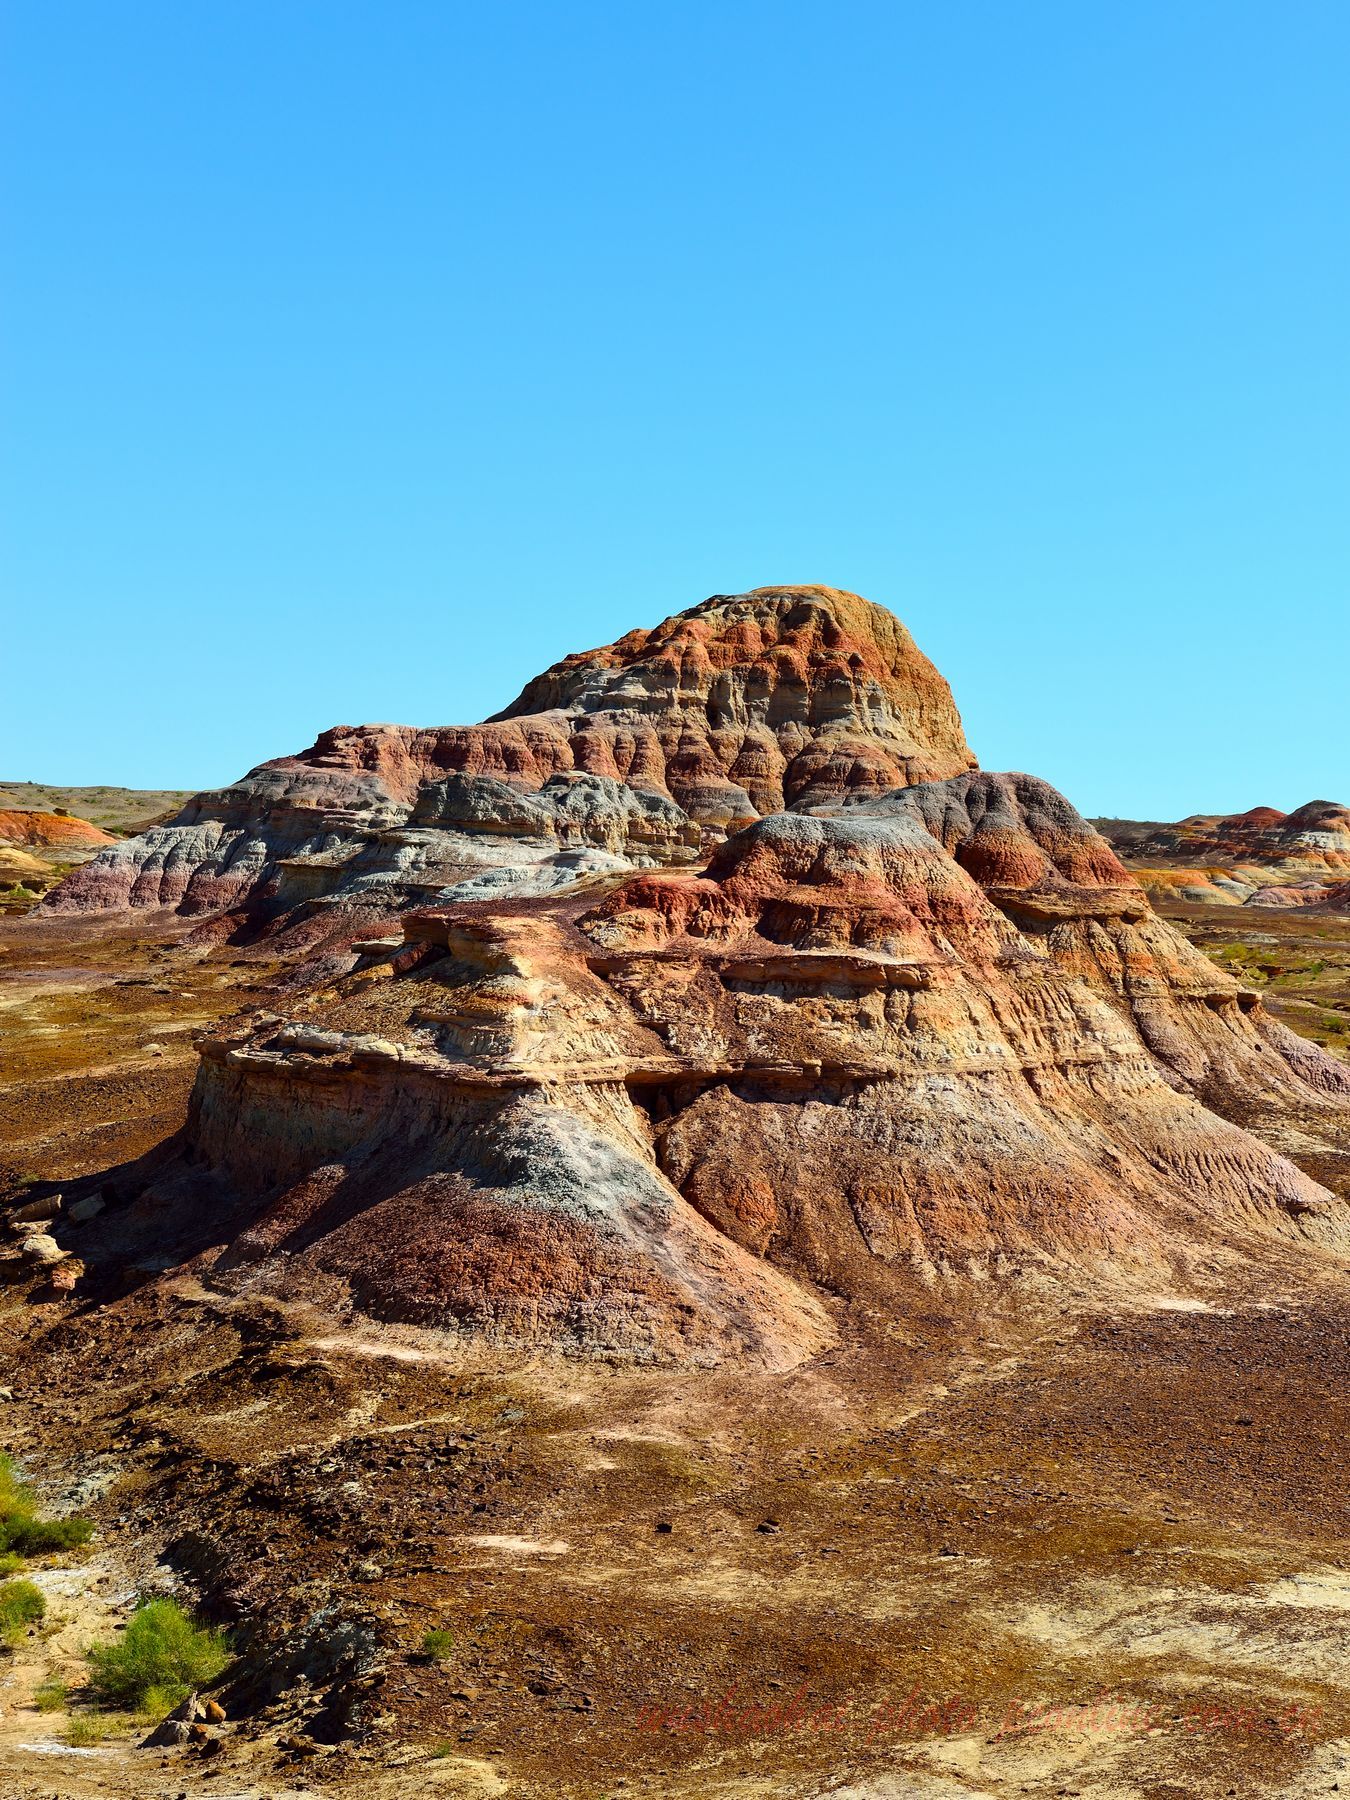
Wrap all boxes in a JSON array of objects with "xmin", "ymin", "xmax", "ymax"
[
  {"xmin": 46, "ymin": 587, "xmax": 975, "ymax": 917},
  {"xmin": 42, "ymin": 587, "xmax": 1350, "ymax": 1359},
  {"xmin": 1096, "ymin": 802, "xmax": 1350, "ymax": 908}
]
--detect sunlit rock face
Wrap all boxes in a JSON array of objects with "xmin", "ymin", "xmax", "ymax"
[
  {"xmin": 1109, "ymin": 801, "xmax": 1350, "ymax": 874},
  {"xmin": 1097, "ymin": 800, "xmax": 1350, "ymax": 909},
  {"xmin": 45, "ymin": 586, "xmax": 975, "ymax": 918},
  {"xmin": 55, "ymin": 585, "xmax": 1350, "ymax": 1361},
  {"xmin": 182, "ymin": 786, "xmax": 1350, "ymax": 1362}
]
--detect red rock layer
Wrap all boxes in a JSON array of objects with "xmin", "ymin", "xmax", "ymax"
[
  {"xmin": 46, "ymin": 587, "xmax": 976, "ymax": 915},
  {"xmin": 172, "ymin": 779, "xmax": 1349, "ymax": 1362},
  {"xmin": 1100, "ymin": 800, "xmax": 1350, "ymax": 875},
  {"xmin": 0, "ymin": 810, "xmax": 116, "ymax": 850}
]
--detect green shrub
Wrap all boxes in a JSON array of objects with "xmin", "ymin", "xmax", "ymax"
[
  {"xmin": 421, "ymin": 1627, "xmax": 455, "ymax": 1662},
  {"xmin": 63, "ymin": 1711, "xmax": 128, "ymax": 1746},
  {"xmin": 0, "ymin": 1456, "xmax": 27, "ymax": 1506},
  {"xmin": 135, "ymin": 1680, "xmax": 188, "ymax": 1722},
  {"xmin": 85, "ymin": 1598, "xmax": 230, "ymax": 1710},
  {"xmin": 33, "ymin": 1677, "xmax": 67, "ymax": 1712},
  {"xmin": 0, "ymin": 1454, "xmax": 93, "ymax": 1557},
  {"xmin": 7, "ymin": 1517, "xmax": 94, "ymax": 1554},
  {"xmin": 0, "ymin": 1578, "xmax": 46, "ymax": 1644}
]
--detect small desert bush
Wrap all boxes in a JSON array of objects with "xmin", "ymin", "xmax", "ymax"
[
  {"xmin": 0, "ymin": 1453, "xmax": 93, "ymax": 1557},
  {"xmin": 421, "ymin": 1627, "xmax": 455, "ymax": 1662},
  {"xmin": 33, "ymin": 1677, "xmax": 68, "ymax": 1712},
  {"xmin": 63, "ymin": 1710, "xmax": 131, "ymax": 1746},
  {"xmin": 135, "ymin": 1679, "xmax": 190, "ymax": 1722},
  {"xmin": 7, "ymin": 1517, "xmax": 94, "ymax": 1554},
  {"xmin": 0, "ymin": 1578, "xmax": 46, "ymax": 1644},
  {"xmin": 0, "ymin": 1457, "xmax": 28, "ymax": 1504},
  {"xmin": 85, "ymin": 1597, "xmax": 230, "ymax": 1710}
]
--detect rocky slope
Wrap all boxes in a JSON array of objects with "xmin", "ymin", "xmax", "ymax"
[
  {"xmin": 27, "ymin": 587, "xmax": 1350, "ymax": 1365},
  {"xmin": 165, "ymin": 770, "xmax": 1346, "ymax": 1358},
  {"xmin": 45, "ymin": 586, "xmax": 975, "ymax": 919},
  {"xmin": 1097, "ymin": 801, "xmax": 1350, "ymax": 908},
  {"xmin": 4, "ymin": 902, "xmax": 1350, "ymax": 1797}
]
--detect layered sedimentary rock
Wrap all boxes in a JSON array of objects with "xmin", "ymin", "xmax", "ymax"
[
  {"xmin": 180, "ymin": 784, "xmax": 1350, "ymax": 1361},
  {"xmin": 0, "ymin": 809, "xmax": 118, "ymax": 894},
  {"xmin": 1098, "ymin": 801, "xmax": 1350, "ymax": 908},
  {"xmin": 0, "ymin": 810, "xmax": 116, "ymax": 852},
  {"xmin": 1113, "ymin": 801, "xmax": 1350, "ymax": 871},
  {"xmin": 52, "ymin": 587, "xmax": 1350, "ymax": 1363},
  {"xmin": 46, "ymin": 587, "xmax": 975, "ymax": 918}
]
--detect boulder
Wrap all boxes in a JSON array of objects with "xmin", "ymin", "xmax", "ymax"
[{"xmin": 20, "ymin": 1234, "xmax": 63, "ymax": 1266}]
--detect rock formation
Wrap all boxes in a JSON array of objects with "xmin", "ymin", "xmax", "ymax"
[
  {"xmin": 46, "ymin": 587, "xmax": 975, "ymax": 919},
  {"xmin": 0, "ymin": 810, "xmax": 117, "ymax": 852},
  {"xmin": 55, "ymin": 586, "xmax": 1347, "ymax": 1366},
  {"xmin": 1097, "ymin": 801, "xmax": 1350, "ymax": 908},
  {"xmin": 0, "ymin": 809, "xmax": 117, "ymax": 895}
]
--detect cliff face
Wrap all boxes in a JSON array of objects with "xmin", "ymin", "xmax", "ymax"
[
  {"xmin": 45, "ymin": 587, "xmax": 975, "ymax": 918},
  {"xmin": 50, "ymin": 586, "xmax": 1350, "ymax": 1363},
  {"xmin": 182, "ymin": 778, "xmax": 1350, "ymax": 1362}
]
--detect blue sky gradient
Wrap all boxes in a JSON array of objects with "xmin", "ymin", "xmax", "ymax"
[{"xmin": 3, "ymin": 1, "xmax": 1347, "ymax": 818}]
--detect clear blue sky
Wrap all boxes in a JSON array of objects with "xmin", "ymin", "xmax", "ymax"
[{"xmin": 3, "ymin": 1, "xmax": 1347, "ymax": 820}]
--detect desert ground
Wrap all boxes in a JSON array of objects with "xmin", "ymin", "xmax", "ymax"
[{"xmin": 0, "ymin": 894, "xmax": 1346, "ymax": 1799}]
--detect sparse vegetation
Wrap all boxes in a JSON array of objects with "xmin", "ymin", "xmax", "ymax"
[
  {"xmin": 136, "ymin": 1679, "xmax": 189, "ymax": 1721},
  {"xmin": 0, "ymin": 780, "xmax": 191, "ymax": 834},
  {"xmin": 84, "ymin": 1597, "xmax": 231, "ymax": 1711},
  {"xmin": 421, "ymin": 1627, "xmax": 456, "ymax": 1662},
  {"xmin": 1168, "ymin": 910, "xmax": 1350, "ymax": 1066},
  {"xmin": 1, "ymin": 882, "xmax": 43, "ymax": 908},
  {"xmin": 33, "ymin": 1676, "xmax": 68, "ymax": 1712},
  {"xmin": 1206, "ymin": 942, "xmax": 1329, "ymax": 986},
  {"xmin": 0, "ymin": 1455, "xmax": 93, "ymax": 1557},
  {"xmin": 63, "ymin": 1710, "xmax": 131, "ymax": 1746},
  {"xmin": 8, "ymin": 1516, "xmax": 95, "ymax": 1554},
  {"xmin": 0, "ymin": 1578, "xmax": 46, "ymax": 1644}
]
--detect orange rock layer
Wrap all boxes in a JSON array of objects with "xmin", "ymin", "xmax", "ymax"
[
  {"xmin": 47, "ymin": 588, "xmax": 1349, "ymax": 1362},
  {"xmin": 0, "ymin": 810, "xmax": 116, "ymax": 850},
  {"xmin": 46, "ymin": 588, "xmax": 975, "ymax": 915},
  {"xmin": 181, "ymin": 773, "xmax": 1350, "ymax": 1362}
]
